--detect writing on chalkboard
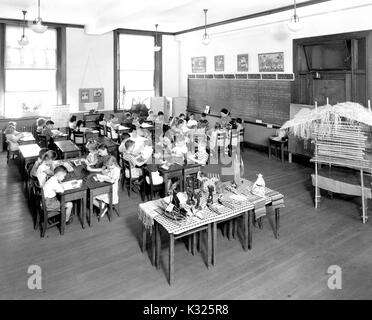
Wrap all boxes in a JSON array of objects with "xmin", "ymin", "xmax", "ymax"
[{"xmin": 188, "ymin": 78, "xmax": 291, "ymax": 125}]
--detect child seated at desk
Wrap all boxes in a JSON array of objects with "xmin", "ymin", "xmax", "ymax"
[
  {"xmin": 36, "ymin": 118, "xmax": 46, "ymax": 133},
  {"xmin": 4, "ymin": 122, "xmax": 26, "ymax": 152},
  {"xmin": 187, "ymin": 113, "xmax": 198, "ymax": 128},
  {"xmin": 118, "ymin": 133, "xmax": 131, "ymax": 154},
  {"xmin": 122, "ymin": 112, "xmax": 132, "ymax": 128},
  {"xmin": 42, "ymin": 120, "xmax": 63, "ymax": 142},
  {"xmin": 69, "ymin": 116, "xmax": 77, "ymax": 130},
  {"xmin": 43, "ymin": 165, "xmax": 73, "ymax": 225},
  {"xmin": 36, "ymin": 150, "xmax": 57, "ymax": 187},
  {"xmin": 93, "ymin": 156, "xmax": 121, "ymax": 218},
  {"xmin": 97, "ymin": 113, "xmax": 106, "ymax": 126},
  {"xmin": 198, "ymin": 113, "xmax": 209, "ymax": 130},
  {"xmin": 208, "ymin": 122, "xmax": 223, "ymax": 157},
  {"xmin": 123, "ymin": 139, "xmax": 147, "ymax": 179},
  {"xmin": 171, "ymin": 135, "xmax": 188, "ymax": 165},
  {"xmin": 155, "ymin": 111, "xmax": 164, "ymax": 124},
  {"xmin": 30, "ymin": 148, "xmax": 49, "ymax": 178},
  {"xmin": 85, "ymin": 140, "xmax": 99, "ymax": 166},
  {"xmin": 87, "ymin": 144, "xmax": 110, "ymax": 172}
]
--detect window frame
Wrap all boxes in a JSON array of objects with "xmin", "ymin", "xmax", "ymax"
[
  {"xmin": 114, "ymin": 29, "xmax": 162, "ymax": 112},
  {"xmin": 0, "ymin": 22, "xmax": 66, "ymax": 118}
]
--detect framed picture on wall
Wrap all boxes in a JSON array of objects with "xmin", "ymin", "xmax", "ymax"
[
  {"xmin": 237, "ymin": 54, "xmax": 249, "ymax": 72},
  {"xmin": 258, "ymin": 52, "xmax": 284, "ymax": 72},
  {"xmin": 214, "ymin": 55, "xmax": 224, "ymax": 72},
  {"xmin": 79, "ymin": 88, "xmax": 104, "ymax": 111},
  {"xmin": 191, "ymin": 56, "xmax": 206, "ymax": 73}
]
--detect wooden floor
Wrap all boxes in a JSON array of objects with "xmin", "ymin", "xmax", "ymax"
[{"xmin": 1, "ymin": 149, "xmax": 372, "ymax": 300}]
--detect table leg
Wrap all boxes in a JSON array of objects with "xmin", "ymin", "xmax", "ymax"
[
  {"xmin": 243, "ymin": 212, "xmax": 248, "ymax": 251},
  {"xmin": 164, "ymin": 174, "xmax": 169, "ymax": 195},
  {"xmin": 187, "ymin": 236, "xmax": 192, "ymax": 253},
  {"xmin": 212, "ymin": 222, "xmax": 217, "ymax": 266},
  {"xmin": 281, "ymin": 144, "xmax": 284, "ymax": 163},
  {"xmin": 268, "ymin": 142, "xmax": 271, "ymax": 159},
  {"xmin": 207, "ymin": 224, "xmax": 212, "ymax": 268},
  {"xmin": 156, "ymin": 223, "xmax": 161, "ymax": 270},
  {"xmin": 108, "ymin": 186, "xmax": 113, "ymax": 221},
  {"xmin": 248, "ymin": 211, "xmax": 252, "ymax": 250},
  {"xmin": 228, "ymin": 220, "xmax": 233, "ymax": 240},
  {"xmin": 192, "ymin": 233, "xmax": 197, "ymax": 255},
  {"xmin": 141, "ymin": 224, "xmax": 146, "ymax": 252},
  {"xmin": 169, "ymin": 234, "xmax": 174, "ymax": 286},
  {"xmin": 151, "ymin": 225, "xmax": 156, "ymax": 266},
  {"xmin": 275, "ymin": 208, "xmax": 280, "ymax": 239}
]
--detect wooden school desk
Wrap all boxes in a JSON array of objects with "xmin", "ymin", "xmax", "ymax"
[{"xmin": 54, "ymin": 140, "xmax": 81, "ymax": 159}]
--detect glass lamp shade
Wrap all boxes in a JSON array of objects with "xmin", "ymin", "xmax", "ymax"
[
  {"xmin": 202, "ymin": 33, "xmax": 211, "ymax": 45},
  {"xmin": 287, "ymin": 15, "xmax": 303, "ymax": 32},
  {"xmin": 153, "ymin": 45, "xmax": 161, "ymax": 52},
  {"xmin": 18, "ymin": 35, "xmax": 29, "ymax": 46},
  {"xmin": 31, "ymin": 18, "xmax": 48, "ymax": 33}
]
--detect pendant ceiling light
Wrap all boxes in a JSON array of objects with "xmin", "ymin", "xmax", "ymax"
[
  {"xmin": 287, "ymin": 0, "xmax": 303, "ymax": 32},
  {"xmin": 154, "ymin": 24, "xmax": 161, "ymax": 52},
  {"xmin": 31, "ymin": 0, "xmax": 48, "ymax": 33},
  {"xmin": 18, "ymin": 10, "xmax": 29, "ymax": 47},
  {"xmin": 202, "ymin": 9, "xmax": 211, "ymax": 45}
]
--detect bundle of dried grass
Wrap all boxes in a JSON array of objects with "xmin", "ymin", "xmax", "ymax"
[{"xmin": 281, "ymin": 102, "xmax": 372, "ymax": 139}]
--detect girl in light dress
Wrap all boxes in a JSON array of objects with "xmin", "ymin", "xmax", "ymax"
[
  {"xmin": 93, "ymin": 156, "xmax": 121, "ymax": 218},
  {"xmin": 85, "ymin": 140, "xmax": 99, "ymax": 166},
  {"xmin": 4, "ymin": 122, "xmax": 26, "ymax": 152}
]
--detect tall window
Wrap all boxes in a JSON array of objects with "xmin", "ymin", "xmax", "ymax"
[
  {"xmin": 3, "ymin": 25, "xmax": 57, "ymax": 118},
  {"xmin": 118, "ymin": 34, "xmax": 157, "ymax": 110}
]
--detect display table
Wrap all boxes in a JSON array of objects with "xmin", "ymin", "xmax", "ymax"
[{"xmin": 138, "ymin": 179, "xmax": 284, "ymax": 285}]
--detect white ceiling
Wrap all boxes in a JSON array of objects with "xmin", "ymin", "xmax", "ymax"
[{"xmin": 0, "ymin": 0, "xmax": 319, "ymax": 34}]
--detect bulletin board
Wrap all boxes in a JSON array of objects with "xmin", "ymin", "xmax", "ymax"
[{"xmin": 79, "ymin": 88, "xmax": 104, "ymax": 111}]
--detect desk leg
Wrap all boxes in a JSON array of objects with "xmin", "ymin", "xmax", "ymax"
[
  {"xmin": 288, "ymin": 152, "xmax": 292, "ymax": 163},
  {"xmin": 275, "ymin": 208, "xmax": 280, "ymax": 239},
  {"xmin": 192, "ymin": 233, "xmax": 197, "ymax": 255},
  {"xmin": 207, "ymin": 224, "xmax": 212, "ymax": 268},
  {"xmin": 169, "ymin": 234, "xmax": 174, "ymax": 286},
  {"xmin": 151, "ymin": 225, "xmax": 156, "ymax": 266},
  {"xmin": 248, "ymin": 211, "xmax": 252, "ymax": 250},
  {"xmin": 60, "ymin": 197, "xmax": 66, "ymax": 235},
  {"xmin": 228, "ymin": 220, "xmax": 233, "ymax": 240},
  {"xmin": 89, "ymin": 191, "xmax": 93, "ymax": 227},
  {"xmin": 268, "ymin": 142, "xmax": 271, "ymax": 159},
  {"xmin": 281, "ymin": 144, "xmax": 284, "ymax": 163},
  {"xmin": 156, "ymin": 223, "xmax": 161, "ymax": 270},
  {"xmin": 81, "ymin": 193, "xmax": 86, "ymax": 229},
  {"xmin": 212, "ymin": 222, "xmax": 217, "ymax": 266},
  {"xmin": 108, "ymin": 186, "xmax": 113, "ymax": 221}
]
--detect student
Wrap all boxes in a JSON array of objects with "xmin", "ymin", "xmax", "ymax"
[
  {"xmin": 36, "ymin": 118, "xmax": 46, "ymax": 133},
  {"xmin": 118, "ymin": 133, "xmax": 131, "ymax": 153},
  {"xmin": 107, "ymin": 114, "xmax": 119, "ymax": 128},
  {"xmin": 93, "ymin": 156, "xmax": 121, "ymax": 218},
  {"xmin": 131, "ymin": 112, "xmax": 140, "ymax": 127},
  {"xmin": 97, "ymin": 113, "xmax": 106, "ymax": 126},
  {"xmin": 42, "ymin": 120, "xmax": 63, "ymax": 144},
  {"xmin": 4, "ymin": 123, "xmax": 25, "ymax": 152},
  {"xmin": 122, "ymin": 112, "xmax": 132, "ymax": 127},
  {"xmin": 236, "ymin": 118, "xmax": 243, "ymax": 131},
  {"xmin": 187, "ymin": 135, "xmax": 209, "ymax": 165},
  {"xmin": 219, "ymin": 108, "xmax": 232, "ymax": 129},
  {"xmin": 30, "ymin": 148, "xmax": 49, "ymax": 178},
  {"xmin": 187, "ymin": 113, "xmax": 198, "ymax": 128},
  {"xmin": 155, "ymin": 111, "xmax": 164, "ymax": 124},
  {"xmin": 85, "ymin": 140, "xmax": 99, "ymax": 166},
  {"xmin": 69, "ymin": 116, "xmax": 77, "ymax": 130},
  {"xmin": 147, "ymin": 110, "xmax": 156, "ymax": 122},
  {"xmin": 171, "ymin": 135, "xmax": 188, "ymax": 165},
  {"xmin": 43, "ymin": 165, "xmax": 73, "ymax": 224},
  {"xmin": 87, "ymin": 144, "xmax": 110, "ymax": 172},
  {"xmin": 208, "ymin": 122, "xmax": 223, "ymax": 156},
  {"xmin": 123, "ymin": 139, "xmax": 147, "ymax": 179},
  {"xmin": 36, "ymin": 150, "xmax": 56, "ymax": 187},
  {"xmin": 199, "ymin": 112, "xmax": 209, "ymax": 130},
  {"xmin": 179, "ymin": 113, "xmax": 186, "ymax": 121}
]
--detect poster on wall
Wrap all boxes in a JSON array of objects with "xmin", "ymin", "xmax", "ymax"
[
  {"xmin": 50, "ymin": 105, "xmax": 70, "ymax": 129},
  {"xmin": 191, "ymin": 56, "xmax": 206, "ymax": 73},
  {"xmin": 79, "ymin": 88, "xmax": 104, "ymax": 111},
  {"xmin": 258, "ymin": 52, "xmax": 284, "ymax": 72},
  {"xmin": 237, "ymin": 54, "xmax": 249, "ymax": 72},
  {"xmin": 214, "ymin": 55, "xmax": 224, "ymax": 72}
]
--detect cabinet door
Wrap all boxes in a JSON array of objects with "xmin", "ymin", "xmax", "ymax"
[{"xmin": 313, "ymin": 73, "xmax": 351, "ymax": 105}]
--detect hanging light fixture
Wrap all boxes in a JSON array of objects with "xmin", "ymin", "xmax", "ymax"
[
  {"xmin": 31, "ymin": 0, "xmax": 48, "ymax": 33},
  {"xmin": 287, "ymin": 0, "xmax": 303, "ymax": 32},
  {"xmin": 154, "ymin": 24, "xmax": 161, "ymax": 52},
  {"xmin": 202, "ymin": 9, "xmax": 211, "ymax": 45},
  {"xmin": 18, "ymin": 10, "xmax": 29, "ymax": 47}
]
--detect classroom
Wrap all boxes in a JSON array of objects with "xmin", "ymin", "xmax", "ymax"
[{"xmin": 1, "ymin": 0, "xmax": 372, "ymax": 301}]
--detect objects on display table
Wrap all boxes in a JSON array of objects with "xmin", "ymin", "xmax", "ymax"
[{"xmin": 251, "ymin": 174, "xmax": 266, "ymax": 198}]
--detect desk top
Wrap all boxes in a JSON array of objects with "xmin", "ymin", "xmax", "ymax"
[
  {"xmin": 96, "ymin": 136, "xmax": 118, "ymax": 148},
  {"xmin": 54, "ymin": 140, "xmax": 80, "ymax": 153},
  {"xmin": 19, "ymin": 144, "xmax": 41, "ymax": 158}
]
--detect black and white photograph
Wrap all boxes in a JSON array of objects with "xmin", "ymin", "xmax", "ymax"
[
  {"xmin": 214, "ymin": 55, "xmax": 224, "ymax": 72},
  {"xmin": 237, "ymin": 53, "xmax": 249, "ymax": 72},
  {"xmin": 1, "ymin": 0, "xmax": 372, "ymax": 311}
]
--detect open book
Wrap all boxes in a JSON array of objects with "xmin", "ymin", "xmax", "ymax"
[{"xmin": 62, "ymin": 179, "xmax": 82, "ymax": 191}]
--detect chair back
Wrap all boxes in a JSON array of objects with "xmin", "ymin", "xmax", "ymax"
[
  {"xmin": 230, "ymin": 129, "xmax": 239, "ymax": 147},
  {"xmin": 99, "ymin": 124, "xmax": 106, "ymax": 137},
  {"xmin": 217, "ymin": 132, "xmax": 227, "ymax": 147},
  {"xmin": 106, "ymin": 126, "xmax": 113, "ymax": 140},
  {"xmin": 239, "ymin": 128, "xmax": 245, "ymax": 142},
  {"xmin": 73, "ymin": 131, "xmax": 85, "ymax": 145}
]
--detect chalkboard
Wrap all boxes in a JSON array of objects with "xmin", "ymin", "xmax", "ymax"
[{"xmin": 188, "ymin": 78, "xmax": 291, "ymax": 125}]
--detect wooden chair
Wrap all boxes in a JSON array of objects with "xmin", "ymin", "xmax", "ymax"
[
  {"xmin": 239, "ymin": 128, "xmax": 245, "ymax": 153},
  {"xmin": 24, "ymin": 162, "xmax": 35, "ymax": 200},
  {"xmin": 30, "ymin": 176, "xmax": 41, "ymax": 230},
  {"xmin": 73, "ymin": 131, "xmax": 85, "ymax": 154},
  {"xmin": 99, "ymin": 124, "xmax": 106, "ymax": 137},
  {"xmin": 6, "ymin": 141, "xmax": 19, "ymax": 164},
  {"xmin": 143, "ymin": 166, "xmax": 164, "ymax": 201},
  {"xmin": 35, "ymin": 186, "xmax": 65, "ymax": 237},
  {"xmin": 106, "ymin": 126, "xmax": 119, "ymax": 142},
  {"xmin": 120, "ymin": 156, "xmax": 143, "ymax": 197}
]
